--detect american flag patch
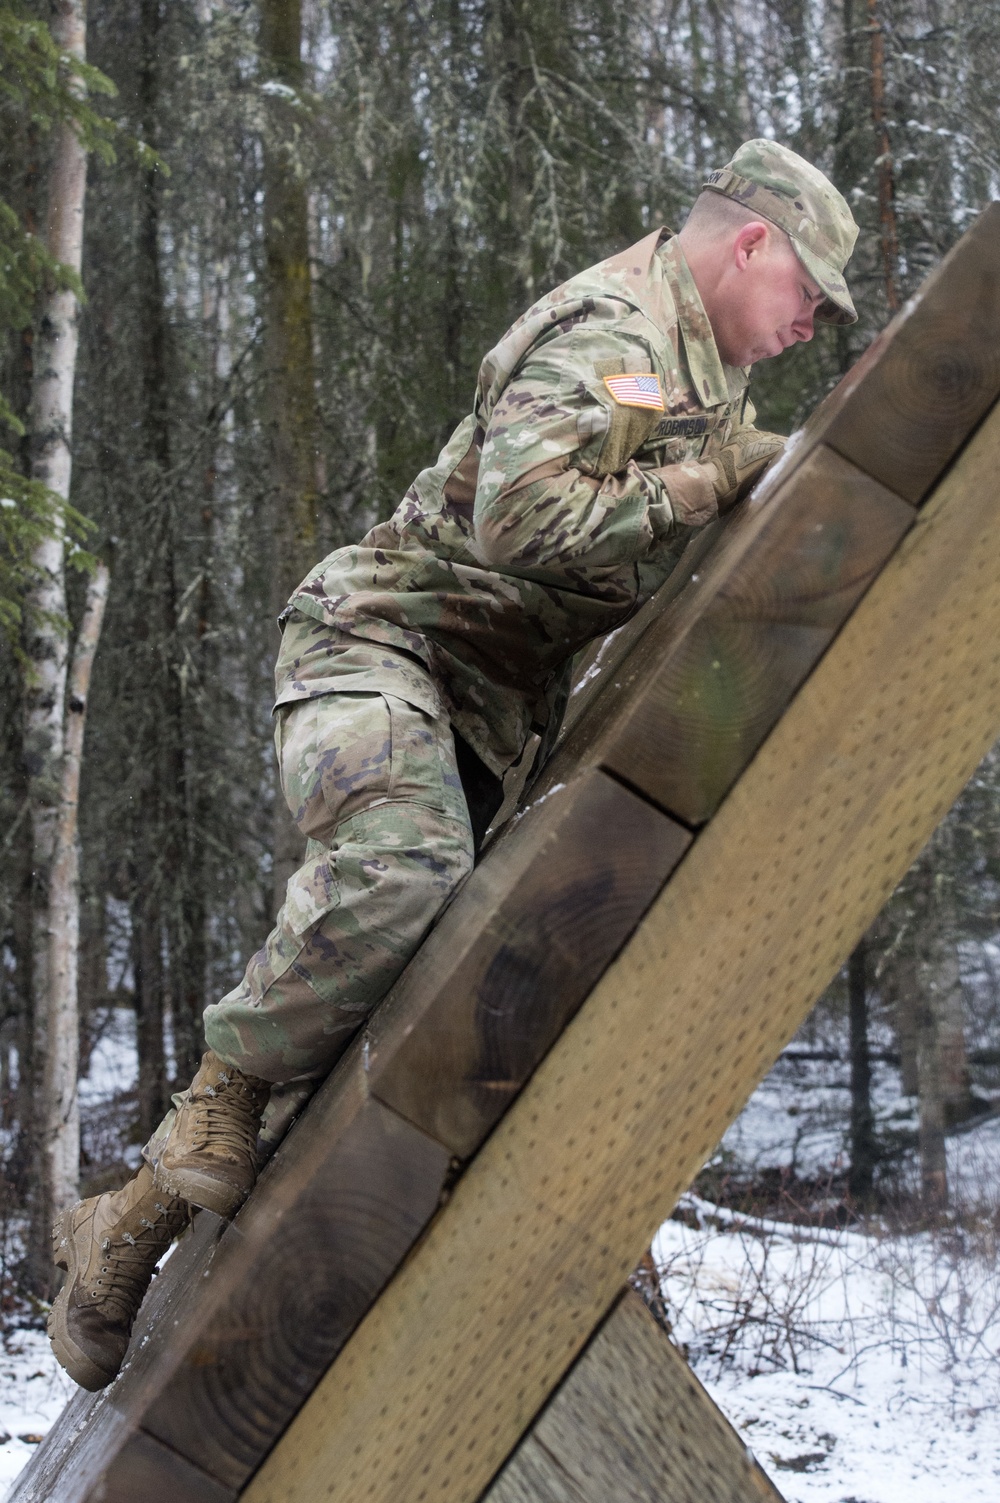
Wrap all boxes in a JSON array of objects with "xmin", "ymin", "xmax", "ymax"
[{"xmin": 602, "ymin": 372, "xmax": 664, "ymax": 411}]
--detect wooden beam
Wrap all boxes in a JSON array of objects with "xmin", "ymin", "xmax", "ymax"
[
  {"xmin": 815, "ymin": 202, "xmax": 1000, "ymax": 502},
  {"xmin": 241, "ymin": 399, "xmax": 1000, "ymax": 1503},
  {"xmin": 366, "ymin": 770, "xmax": 689, "ymax": 1156},
  {"xmin": 540, "ymin": 448, "xmax": 912, "ymax": 825},
  {"xmin": 15, "ymin": 1063, "xmax": 451, "ymax": 1501},
  {"xmin": 481, "ymin": 1291, "xmax": 783, "ymax": 1503}
]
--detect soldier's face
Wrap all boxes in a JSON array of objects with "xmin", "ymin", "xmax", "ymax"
[{"xmin": 715, "ymin": 222, "xmax": 825, "ymax": 367}]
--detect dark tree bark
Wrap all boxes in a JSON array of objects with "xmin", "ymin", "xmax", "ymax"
[
  {"xmin": 916, "ymin": 984, "xmax": 948, "ymax": 1211},
  {"xmin": 908, "ymin": 849, "xmax": 973, "ymax": 1210},
  {"xmin": 126, "ymin": 0, "xmax": 176, "ymax": 1129},
  {"xmin": 259, "ymin": 0, "xmax": 321, "ymax": 908},
  {"xmin": 888, "ymin": 952, "xmax": 921, "ymax": 1096},
  {"xmin": 868, "ymin": 0, "xmax": 900, "ymax": 311},
  {"xmin": 132, "ymin": 887, "xmax": 165, "ymax": 1141}
]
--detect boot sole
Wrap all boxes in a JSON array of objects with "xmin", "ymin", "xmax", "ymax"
[
  {"xmin": 47, "ymin": 1212, "xmax": 121, "ymax": 1393},
  {"xmin": 153, "ymin": 1163, "xmax": 247, "ymax": 1220}
]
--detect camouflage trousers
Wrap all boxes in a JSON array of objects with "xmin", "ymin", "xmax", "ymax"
[{"xmin": 145, "ymin": 687, "xmax": 475, "ymax": 1166}]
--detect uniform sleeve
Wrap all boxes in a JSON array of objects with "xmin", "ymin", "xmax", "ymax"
[{"xmin": 472, "ymin": 324, "xmax": 730, "ymax": 571}]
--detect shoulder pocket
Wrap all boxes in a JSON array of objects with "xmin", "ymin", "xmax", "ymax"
[{"xmin": 592, "ymin": 356, "xmax": 662, "ymax": 477}]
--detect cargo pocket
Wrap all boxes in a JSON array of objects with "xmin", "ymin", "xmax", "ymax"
[
  {"xmin": 276, "ymin": 693, "xmax": 394, "ymax": 844},
  {"xmin": 382, "ymin": 693, "xmax": 468, "ymax": 828}
]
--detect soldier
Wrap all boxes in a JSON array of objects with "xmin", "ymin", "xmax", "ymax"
[{"xmin": 48, "ymin": 139, "xmax": 858, "ymax": 1389}]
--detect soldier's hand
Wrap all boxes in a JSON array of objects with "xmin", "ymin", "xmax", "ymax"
[
  {"xmin": 652, "ymin": 429, "xmax": 787, "ymax": 530},
  {"xmin": 709, "ymin": 429, "xmax": 786, "ymax": 512}
]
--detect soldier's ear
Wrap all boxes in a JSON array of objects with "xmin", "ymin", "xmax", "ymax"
[{"xmin": 732, "ymin": 220, "xmax": 770, "ymax": 270}]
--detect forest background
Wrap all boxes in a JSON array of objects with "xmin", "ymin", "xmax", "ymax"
[{"xmin": 2, "ymin": 0, "xmax": 1000, "ymax": 1299}]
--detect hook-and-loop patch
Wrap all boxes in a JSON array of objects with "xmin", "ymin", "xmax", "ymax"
[{"xmin": 602, "ymin": 372, "xmax": 665, "ymax": 411}]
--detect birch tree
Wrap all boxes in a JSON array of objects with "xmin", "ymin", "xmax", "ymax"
[{"xmin": 22, "ymin": 0, "xmax": 103, "ymax": 1292}]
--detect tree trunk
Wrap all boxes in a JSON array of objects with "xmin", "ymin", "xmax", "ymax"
[
  {"xmin": 915, "ymin": 984, "xmax": 948, "ymax": 1211},
  {"xmin": 132, "ymin": 886, "xmax": 165, "ymax": 1140},
  {"xmin": 260, "ymin": 0, "xmax": 320, "ymax": 909},
  {"xmin": 930, "ymin": 940, "xmax": 973, "ymax": 1127},
  {"xmin": 887, "ymin": 951, "xmax": 920, "ymax": 1095},
  {"xmin": 46, "ymin": 565, "xmax": 110, "ymax": 1212},
  {"xmin": 868, "ymin": 0, "xmax": 900, "ymax": 311},
  {"xmin": 22, "ymin": 0, "xmax": 90, "ymax": 1295},
  {"xmin": 135, "ymin": 0, "xmax": 183, "ymax": 1108},
  {"xmin": 847, "ymin": 938, "xmax": 876, "ymax": 1205}
]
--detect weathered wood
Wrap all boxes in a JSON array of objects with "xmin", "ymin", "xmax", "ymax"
[
  {"xmin": 242, "ymin": 399, "xmax": 1000, "ymax": 1503},
  {"xmin": 76, "ymin": 1431, "xmax": 232, "ymax": 1503},
  {"xmin": 814, "ymin": 202, "xmax": 1000, "ymax": 503},
  {"xmin": 366, "ymin": 770, "xmax": 690, "ymax": 1157},
  {"xmin": 141, "ymin": 1064, "xmax": 450, "ymax": 1490},
  {"xmin": 12, "ymin": 1063, "xmax": 449, "ymax": 1501},
  {"xmin": 558, "ymin": 519, "xmax": 728, "ymax": 746},
  {"xmin": 8, "ymin": 1210, "xmax": 227, "ymax": 1503},
  {"xmin": 481, "ymin": 1291, "xmax": 783, "ymax": 1503},
  {"xmin": 537, "ymin": 448, "xmax": 913, "ymax": 825}
]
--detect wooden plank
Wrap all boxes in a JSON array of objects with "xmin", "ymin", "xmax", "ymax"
[
  {"xmin": 17, "ymin": 778, "xmax": 685, "ymax": 1502},
  {"xmin": 536, "ymin": 448, "xmax": 913, "ymax": 826},
  {"xmin": 241, "ymin": 400, "xmax": 1000, "ymax": 1503},
  {"xmin": 8, "ymin": 1209, "xmax": 229, "ymax": 1503},
  {"xmin": 13, "ymin": 1062, "xmax": 449, "ymax": 1501},
  {"xmin": 482, "ymin": 1291, "xmax": 783, "ymax": 1503},
  {"xmin": 366, "ymin": 770, "xmax": 690, "ymax": 1157},
  {"xmin": 139, "ymin": 1063, "xmax": 450, "ymax": 1491},
  {"xmin": 814, "ymin": 202, "xmax": 1000, "ymax": 503},
  {"xmin": 76, "ymin": 1431, "xmax": 232, "ymax": 1503}
]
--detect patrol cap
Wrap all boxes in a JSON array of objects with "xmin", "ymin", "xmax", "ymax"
[{"xmin": 703, "ymin": 140, "xmax": 859, "ymax": 325}]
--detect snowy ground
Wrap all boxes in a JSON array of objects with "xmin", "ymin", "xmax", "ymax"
[
  {"xmin": 655, "ymin": 1195, "xmax": 1000, "ymax": 1503},
  {"xmin": 0, "ymin": 1331, "xmax": 75, "ymax": 1498},
  {"xmin": 1, "ymin": 1011, "xmax": 998, "ymax": 1499}
]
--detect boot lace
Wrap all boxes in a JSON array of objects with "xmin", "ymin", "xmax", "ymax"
[
  {"xmin": 89, "ymin": 1202, "xmax": 184, "ymax": 1326},
  {"xmin": 188, "ymin": 1072, "xmax": 263, "ymax": 1163}
]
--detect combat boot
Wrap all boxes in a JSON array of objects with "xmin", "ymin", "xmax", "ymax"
[
  {"xmin": 48, "ymin": 1164, "xmax": 188, "ymax": 1391},
  {"xmin": 153, "ymin": 1049, "xmax": 270, "ymax": 1218}
]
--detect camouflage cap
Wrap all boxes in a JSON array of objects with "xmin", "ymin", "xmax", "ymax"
[{"xmin": 703, "ymin": 139, "xmax": 859, "ymax": 326}]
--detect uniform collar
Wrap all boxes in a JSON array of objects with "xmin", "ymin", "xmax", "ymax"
[{"xmin": 658, "ymin": 236, "xmax": 747, "ymax": 409}]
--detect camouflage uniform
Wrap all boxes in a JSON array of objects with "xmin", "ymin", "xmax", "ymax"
[{"xmin": 148, "ymin": 141, "xmax": 859, "ymax": 1152}]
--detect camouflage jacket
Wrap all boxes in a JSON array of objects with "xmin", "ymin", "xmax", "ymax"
[{"xmin": 278, "ymin": 229, "xmax": 757, "ymax": 777}]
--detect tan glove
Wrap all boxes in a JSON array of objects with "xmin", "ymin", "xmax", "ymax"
[
  {"xmin": 655, "ymin": 429, "xmax": 786, "ymax": 527},
  {"xmin": 709, "ymin": 429, "xmax": 786, "ymax": 512}
]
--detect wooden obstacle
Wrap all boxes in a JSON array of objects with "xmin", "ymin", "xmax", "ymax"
[
  {"xmin": 482, "ymin": 1291, "xmax": 782, "ymax": 1503},
  {"xmin": 13, "ymin": 204, "xmax": 1000, "ymax": 1503}
]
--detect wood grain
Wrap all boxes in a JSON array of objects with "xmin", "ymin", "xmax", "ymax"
[
  {"xmin": 7, "ymin": 1210, "xmax": 229, "ymax": 1503},
  {"xmin": 79, "ymin": 1431, "xmax": 232, "ymax": 1503},
  {"xmin": 482, "ymin": 1291, "xmax": 783, "ymax": 1503},
  {"xmin": 140, "ymin": 1060, "xmax": 450, "ymax": 1491},
  {"xmin": 366, "ymin": 770, "xmax": 690, "ymax": 1157},
  {"xmin": 536, "ymin": 448, "xmax": 913, "ymax": 826},
  {"xmin": 242, "ymin": 399, "xmax": 1000, "ymax": 1503},
  {"xmin": 12, "ymin": 1063, "xmax": 449, "ymax": 1501},
  {"xmin": 816, "ymin": 202, "xmax": 1000, "ymax": 502}
]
